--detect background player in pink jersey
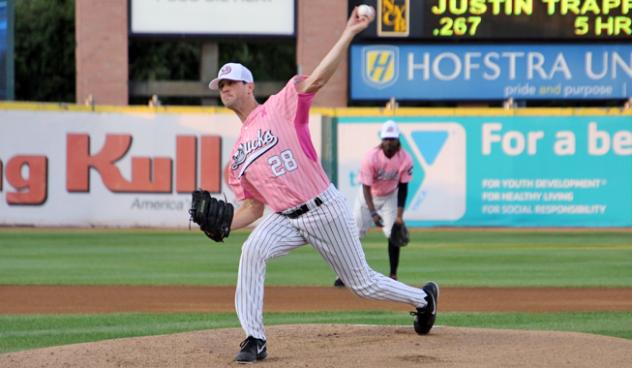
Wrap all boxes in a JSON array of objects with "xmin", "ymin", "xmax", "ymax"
[
  {"xmin": 334, "ymin": 119, "xmax": 413, "ymax": 287},
  {"xmin": 209, "ymin": 6, "xmax": 438, "ymax": 364}
]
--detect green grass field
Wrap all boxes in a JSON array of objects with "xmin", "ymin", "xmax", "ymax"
[{"xmin": 1, "ymin": 228, "xmax": 631, "ymax": 353}]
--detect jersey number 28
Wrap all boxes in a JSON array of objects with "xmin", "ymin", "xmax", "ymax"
[{"xmin": 268, "ymin": 149, "xmax": 298, "ymax": 177}]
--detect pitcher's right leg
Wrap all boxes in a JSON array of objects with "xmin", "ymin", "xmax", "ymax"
[{"xmin": 300, "ymin": 190, "xmax": 427, "ymax": 308}]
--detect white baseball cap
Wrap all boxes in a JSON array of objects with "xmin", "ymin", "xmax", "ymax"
[
  {"xmin": 380, "ymin": 120, "xmax": 400, "ymax": 139},
  {"xmin": 209, "ymin": 63, "xmax": 254, "ymax": 90}
]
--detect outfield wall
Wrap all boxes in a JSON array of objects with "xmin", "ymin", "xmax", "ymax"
[{"xmin": 1, "ymin": 103, "xmax": 630, "ymax": 227}]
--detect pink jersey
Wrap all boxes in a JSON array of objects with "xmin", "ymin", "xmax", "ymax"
[
  {"xmin": 359, "ymin": 146, "xmax": 413, "ymax": 197},
  {"xmin": 227, "ymin": 76, "xmax": 330, "ymax": 212}
]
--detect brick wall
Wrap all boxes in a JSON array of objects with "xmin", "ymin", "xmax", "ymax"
[
  {"xmin": 75, "ymin": 1, "xmax": 349, "ymax": 107},
  {"xmin": 75, "ymin": 0, "xmax": 128, "ymax": 106},
  {"xmin": 297, "ymin": 0, "xmax": 348, "ymax": 107}
]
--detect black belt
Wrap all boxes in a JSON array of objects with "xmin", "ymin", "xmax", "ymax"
[{"xmin": 282, "ymin": 197, "xmax": 323, "ymax": 219}]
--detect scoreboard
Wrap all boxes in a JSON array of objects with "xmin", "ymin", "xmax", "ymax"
[{"xmin": 350, "ymin": 0, "xmax": 632, "ymax": 40}]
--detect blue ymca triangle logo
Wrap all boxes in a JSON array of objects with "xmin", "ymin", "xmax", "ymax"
[
  {"xmin": 411, "ymin": 131, "xmax": 449, "ymax": 165},
  {"xmin": 399, "ymin": 130, "xmax": 449, "ymax": 210}
]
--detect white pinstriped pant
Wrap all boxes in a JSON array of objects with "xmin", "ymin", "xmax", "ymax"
[{"xmin": 235, "ymin": 184, "xmax": 427, "ymax": 340}]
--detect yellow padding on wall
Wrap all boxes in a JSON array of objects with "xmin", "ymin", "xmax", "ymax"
[{"xmin": 1, "ymin": 101, "xmax": 631, "ymax": 117}]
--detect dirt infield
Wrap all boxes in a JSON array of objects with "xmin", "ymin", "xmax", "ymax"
[
  {"xmin": 2, "ymin": 285, "xmax": 632, "ymax": 314},
  {"xmin": 2, "ymin": 285, "xmax": 632, "ymax": 367},
  {"xmin": 2, "ymin": 324, "xmax": 631, "ymax": 368}
]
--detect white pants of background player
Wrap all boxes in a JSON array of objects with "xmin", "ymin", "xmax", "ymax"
[
  {"xmin": 353, "ymin": 186, "xmax": 398, "ymax": 239},
  {"xmin": 235, "ymin": 184, "xmax": 427, "ymax": 340}
]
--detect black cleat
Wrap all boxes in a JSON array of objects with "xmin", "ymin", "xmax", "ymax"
[
  {"xmin": 411, "ymin": 281, "xmax": 439, "ymax": 335},
  {"xmin": 333, "ymin": 278, "xmax": 345, "ymax": 287},
  {"xmin": 234, "ymin": 336, "xmax": 267, "ymax": 364}
]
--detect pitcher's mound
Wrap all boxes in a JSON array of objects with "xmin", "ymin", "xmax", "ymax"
[{"xmin": 2, "ymin": 324, "xmax": 631, "ymax": 368}]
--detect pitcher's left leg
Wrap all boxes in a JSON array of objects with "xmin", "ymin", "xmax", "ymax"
[{"xmin": 235, "ymin": 214, "xmax": 305, "ymax": 341}]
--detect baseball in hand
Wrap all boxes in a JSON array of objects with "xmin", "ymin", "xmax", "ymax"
[{"xmin": 357, "ymin": 4, "xmax": 375, "ymax": 19}]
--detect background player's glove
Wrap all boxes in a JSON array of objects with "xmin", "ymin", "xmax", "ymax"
[
  {"xmin": 389, "ymin": 222, "xmax": 410, "ymax": 248},
  {"xmin": 189, "ymin": 190, "xmax": 234, "ymax": 242}
]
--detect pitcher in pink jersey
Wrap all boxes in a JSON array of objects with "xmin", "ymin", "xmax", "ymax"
[
  {"xmin": 208, "ymin": 6, "xmax": 439, "ymax": 364},
  {"xmin": 334, "ymin": 120, "xmax": 413, "ymax": 287}
]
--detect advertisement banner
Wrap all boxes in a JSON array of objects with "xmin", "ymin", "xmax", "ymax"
[
  {"xmin": 130, "ymin": 0, "xmax": 295, "ymax": 36},
  {"xmin": 337, "ymin": 115, "xmax": 632, "ymax": 227},
  {"xmin": 350, "ymin": 44, "xmax": 632, "ymax": 101},
  {"xmin": 0, "ymin": 107, "xmax": 322, "ymax": 227}
]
